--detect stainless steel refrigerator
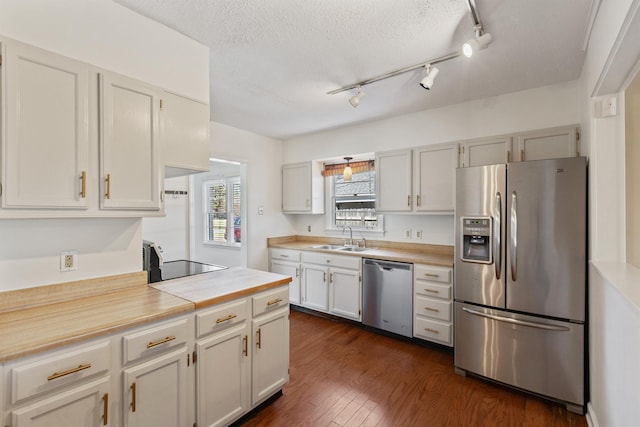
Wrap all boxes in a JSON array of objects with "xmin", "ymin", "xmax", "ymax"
[{"xmin": 454, "ymin": 157, "xmax": 586, "ymax": 414}]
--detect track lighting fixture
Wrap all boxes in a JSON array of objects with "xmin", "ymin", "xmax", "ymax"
[
  {"xmin": 343, "ymin": 157, "xmax": 353, "ymax": 181},
  {"xmin": 462, "ymin": 32, "xmax": 492, "ymax": 58},
  {"xmin": 419, "ymin": 65, "xmax": 440, "ymax": 90},
  {"xmin": 349, "ymin": 86, "xmax": 365, "ymax": 108}
]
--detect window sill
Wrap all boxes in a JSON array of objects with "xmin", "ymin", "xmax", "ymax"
[{"xmin": 203, "ymin": 242, "xmax": 241, "ymax": 249}]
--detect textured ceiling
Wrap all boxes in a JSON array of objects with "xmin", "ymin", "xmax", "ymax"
[{"xmin": 114, "ymin": 0, "xmax": 593, "ymax": 140}]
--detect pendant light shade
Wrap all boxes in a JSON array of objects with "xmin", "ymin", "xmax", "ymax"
[{"xmin": 343, "ymin": 157, "xmax": 353, "ymax": 181}]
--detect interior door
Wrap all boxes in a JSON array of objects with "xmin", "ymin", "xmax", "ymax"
[
  {"xmin": 454, "ymin": 164, "xmax": 506, "ymax": 308},
  {"xmin": 505, "ymin": 158, "xmax": 586, "ymax": 321}
]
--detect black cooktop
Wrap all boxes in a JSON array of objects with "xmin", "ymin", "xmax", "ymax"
[{"xmin": 154, "ymin": 260, "xmax": 227, "ymax": 282}]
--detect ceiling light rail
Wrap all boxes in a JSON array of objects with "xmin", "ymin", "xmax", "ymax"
[{"xmin": 328, "ymin": 0, "xmax": 491, "ymax": 106}]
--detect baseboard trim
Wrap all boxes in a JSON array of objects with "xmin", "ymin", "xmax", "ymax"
[{"xmin": 586, "ymin": 402, "xmax": 599, "ymax": 427}]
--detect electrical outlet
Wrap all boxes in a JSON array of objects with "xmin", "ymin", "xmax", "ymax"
[
  {"xmin": 404, "ymin": 229, "xmax": 412, "ymax": 239},
  {"xmin": 60, "ymin": 251, "xmax": 78, "ymax": 272},
  {"xmin": 415, "ymin": 229, "xmax": 423, "ymax": 239}
]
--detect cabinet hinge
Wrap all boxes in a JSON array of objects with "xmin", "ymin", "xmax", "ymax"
[
  {"xmin": 576, "ymin": 130, "xmax": 581, "ymax": 156},
  {"xmin": 0, "ymin": 53, "xmax": 2, "ymax": 66},
  {"xmin": 192, "ymin": 350, "xmax": 197, "ymax": 364},
  {"xmin": 187, "ymin": 353, "xmax": 190, "ymax": 367}
]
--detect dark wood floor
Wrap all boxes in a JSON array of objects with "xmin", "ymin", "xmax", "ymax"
[{"xmin": 240, "ymin": 309, "xmax": 587, "ymax": 427}]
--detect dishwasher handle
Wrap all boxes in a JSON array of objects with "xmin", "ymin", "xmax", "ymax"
[{"xmin": 363, "ymin": 259, "xmax": 412, "ymax": 272}]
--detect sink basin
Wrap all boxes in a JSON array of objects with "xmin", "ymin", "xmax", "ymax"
[
  {"xmin": 338, "ymin": 246, "xmax": 370, "ymax": 252},
  {"xmin": 311, "ymin": 244, "xmax": 346, "ymax": 250}
]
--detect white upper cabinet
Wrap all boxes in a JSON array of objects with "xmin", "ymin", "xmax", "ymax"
[
  {"xmin": 514, "ymin": 125, "xmax": 579, "ymax": 162},
  {"xmin": 2, "ymin": 41, "xmax": 89, "ymax": 209},
  {"xmin": 375, "ymin": 149, "xmax": 413, "ymax": 212},
  {"xmin": 413, "ymin": 144, "xmax": 457, "ymax": 213},
  {"xmin": 282, "ymin": 162, "xmax": 324, "ymax": 214},
  {"xmin": 459, "ymin": 136, "xmax": 513, "ymax": 167},
  {"xmin": 377, "ymin": 145, "xmax": 457, "ymax": 213},
  {"xmin": 162, "ymin": 91, "xmax": 210, "ymax": 178},
  {"xmin": 99, "ymin": 72, "xmax": 162, "ymax": 211}
]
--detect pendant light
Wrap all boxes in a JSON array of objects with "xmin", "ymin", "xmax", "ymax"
[{"xmin": 343, "ymin": 157, "xmax": 353, "ymax": 182}]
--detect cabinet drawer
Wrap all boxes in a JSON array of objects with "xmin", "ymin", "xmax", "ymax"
[
  {"xmin": 414, "ymin": 295, "xmax": 452, "ymax": 322},
  {"xmin": 414, "ymin": 317, "xmax": 452, "ymax": 346},
  {"xmin": 10, "ymin": 340, "xmax": 110, "ymax": 404},
  {"xmin": 303, "ymin": 252, "xmax": 360, "ymax": 270},
  {"xmin": 414, "ymin": 264, "xmax": 452, "ymax": 284},
  {"xmin": 270, "ymin": 249, "xmax": 301, "ymax": 262},
  {"xmin": 415, "ymin": 281, "xmax": 451, "ymax": 301},
  {"xmin": 122, "ymin": 317, "xmax": 189, "ymax": 364},
  {"xmin": 253, "ymin": 287, "xmax": 289, "ymax": 317},
  {"xmin": 196, "ymin": 298, "xmax": 248, "ymax": 338}
]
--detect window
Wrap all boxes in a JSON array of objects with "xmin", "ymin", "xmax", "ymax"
[
  {"xmin": 332, "ymin": 170, "xmax": 381, "ymax": 230},
  {"xmin": 203, "ymin": 176, "xmax": 241, "ymax": 246}
]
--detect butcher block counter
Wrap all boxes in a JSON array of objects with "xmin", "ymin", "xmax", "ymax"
[
  {"xmin": 0, "ymin": 268, "xmax": 291, "ymax": 363},
  {"xmin": 268, "ymin": 235, "xmax": 454, "ymax": 267}
]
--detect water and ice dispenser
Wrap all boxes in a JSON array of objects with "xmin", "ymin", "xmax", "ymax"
[{"xmin": 460, "ymin": 217, "xmax": 492, "ymax": 264}]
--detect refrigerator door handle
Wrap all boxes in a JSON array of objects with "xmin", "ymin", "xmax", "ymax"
[
  {"xmin": 461, "ymin": 307, "xmax": 571, "ymax": 331},
  {"xmin": 510, "ymin": 191, "xmax": 518, "ymax": 281},
  {"xmin": 494, "ymin": 192, "xmax": 501, "ymax": 280}
]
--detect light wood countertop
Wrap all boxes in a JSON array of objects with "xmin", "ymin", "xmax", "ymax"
[
  {"xmin": 0, "ymin": 268, "xmax": 291, "ymax": 363},
  {"xmin": 268, "ymin": 236, "xmax": 454, "ymax": 267},
  {"xmin": 151, "ymin": 267, "xmax": 292, "ymax": 309}
]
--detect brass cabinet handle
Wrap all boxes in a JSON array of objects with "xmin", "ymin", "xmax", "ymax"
[
  {"xmin": 520, "ymin": 149, "xmax": 524, "ymax": 161},
  {"xmin": 407, "ymin": 195, "xmax": 411, "ymax": 207},
  {"xmin": 105, "ymin": 174, "xmax": 111, "ymax": 199},
  {"xmin": 424, "ymin": 273, "xmax": 440, "ymax": 278},
  {"xmin": 47, "ymin": 363, "xmax": 92, "ymax": 381},
  {"xmin": 417, "ymin": 195, "xmax": 421, "ymax": 207},
  {"xmin": 323, "ymin": 272, "xmax": 327, "ymax": 282},
  {"xmin": 267, "ymin": 298, "xmax": 283, "ymax": 306},
  {"xmin": 329, "ymin": 273, "xmax": 334, "ymax": 283},
  {"xmin": 295, "ymin": 268, "xmax": 299, "ymax": 278},
  {"xmin": 256, "ymin": 328, "xmax": 262, "ymax": 349},
  {"xmin": 425, "ymin": 307, "xmax": 440, "ymax": 313},
  {"xmin": 130, "ymin": 382, "xmax": 136, "ymax": 412},
  {"xmin": 280, "ymin": 254, "xmax": 289, "ymax": 258},
  {"xmin": 146, "ymin": 335, "xmax": 176, "ymax": 348},
  {"xmin": 243, "ymin": 335, "xmax": 248, "ymax": 357},
  {"xmin": 102, "ymin": 393, "xmax": 109, "ymax": 425},
  {"xmin": 424, "ymin": 288, "xmax": 440, "ymax": 294},
  {"xmin": 80, "ymin": 171, "xmax": 87, "ymax": 198},
  {"xmin": 425, "ymin": 328, "xmax": 440, "ymax": 334},
  {"xmin": 216, "ymin": 314, "xmax": 237, "ymax": 324}
]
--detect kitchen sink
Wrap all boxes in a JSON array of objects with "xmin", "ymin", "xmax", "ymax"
[
  {"xmin": 311, "ymin": 244, "xmax": 370, "ymax": 252},
  {"xmin": 311, "ymin": 244, "xmax": 346, "ymax": 250}
]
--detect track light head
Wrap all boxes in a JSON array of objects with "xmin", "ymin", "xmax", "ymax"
[
  {"xmin": 349, "ymin": 86, "xmax": 365, "ymax": 108},
  {"xmin": 462, "ymin": 32, "xmax": 492, "ymax": 58},
  {"xmin": 419, "ymin": 65, "xmax": 440, "ymax": 90}
]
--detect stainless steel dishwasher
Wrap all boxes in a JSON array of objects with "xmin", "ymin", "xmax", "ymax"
[{"xmin": 362, "ymin": 258, "xmax": 414, "ymax": 337}]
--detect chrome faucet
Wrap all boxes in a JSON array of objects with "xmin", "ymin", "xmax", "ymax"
[{"xmin": 342, "ymin": 226, "xmax": 353, "ymax": 246}]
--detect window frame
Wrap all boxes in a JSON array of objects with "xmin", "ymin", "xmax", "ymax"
[
  {"xmin": 203, "ymin": 176, "xmax": 241, "ymax": 247},
  {"xmin": 325, "ymin": 172, "xmax": 384, "ymax": 233}
]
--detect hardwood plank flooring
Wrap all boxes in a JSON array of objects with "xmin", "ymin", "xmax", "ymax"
[{"xmin": 239, "ymin": 309, "xmax": 587, "ymax": 427}]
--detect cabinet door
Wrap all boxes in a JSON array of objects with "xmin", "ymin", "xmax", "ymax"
[
  {"xmin": 99, "ymin": 72, "xmax": 161, "ymax": 210},
  {"xmin": 271, "ymin": 260, "xmax": 301, "ymax": 305},
  {"xmin": 162, "ymin": 92, "xmax": 210, "ymax": 178},
  {"xmin": 414, "ymin": 144, "xmax": 457, "ymax": 212},
  {"xmin": 329, "ymin": 267, "xmax": 361, "ymax": 321},
  {"xmin": 12, "ymin": 377, "xmax": 110, "ymax": 427},
  {"xmin": 375, "ymin": 149, "xmax": 412, "ymax": 212},
  {"xmin": 461, "ymin": 136, "xmax": 512, "ymax": 167},
  {"xmin": 302, "ymin": 265, "xmax": 329, "ymax": 311},
  {"xmin": 515, "ymin": 126, "xmax": 579, "ymax": 161},
  {"xmin": 122, "ymin": 347, "xmax": 188, "ymax": 427},
  {"xmin": 252, "ymin": 307, "xmax": 289, "ymax": 405},
  {"xmin": 196, "ymin": 323, "xmax": 250, "ymax": 427},
  {"xmin": 3, "ymin": 42, "xmax": 89, "ymax": 209},
  {"xmin": 282, "ymin": 162, "xmax": 324, "ymax": 214}
]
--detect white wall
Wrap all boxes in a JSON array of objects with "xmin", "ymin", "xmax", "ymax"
[
  {"xmin": 0, "ymin": 0, "xmax": 208, "ymax": 289},
  {"xmin": 284, "ymin": 81, "xmax": 581, "ymax": 246},
  {"xmin": 208, "ymin": 122, "xmax": 296, "ymax": 270}
]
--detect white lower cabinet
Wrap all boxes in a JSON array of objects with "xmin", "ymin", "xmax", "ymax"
[
  {"xmin": 413, "ymin": 264, "xmax": 454, "ymax": 346},
  {"xmin": 2, "ymin": 339, "xmax": 112, "ymax": 427},
  {"xmin": 301, "ymin": 252, "xmax": 361, "ymax": 321},
  {"xmin": 269, "ymin": 249, "xmax": 301, "ymax": 305}
]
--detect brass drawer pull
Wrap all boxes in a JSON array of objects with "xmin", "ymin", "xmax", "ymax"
[
  {"xmin": 102, "ymin": 393, "xmax": 109, "ymax": 425},
  {"xmin": 256, "ymin": 328, "xmax": 262, "ymax": 349},
  {"xmin": 146, "ymin": 335, "xmax": 176, "ymax": 348},
  {"xmin": 425, "ymin": 307, "xmax": 440, "ymax": 312},
  {"xmin": 425, "ymin": 328, "xmax": 440, "ymax": 334},
  {"xmin": 47, "ymin": 363, "xmax": 92, "ymax": 381},
  {"xmin": 424, "ymin": 273, "xmax": 440, "ymax": 278},
  {"xmin": 80, "ymin": 171, "xmax": 87, "ymax": 198},
  {"xmin": 280, "ymin": 254, "xmax": 289, "ymax": 258},
  {"xmin": 105, "ymin": 174, "xmax": 111, "ymax": 199},
  {"xmin": 216, "ymin": 314, "xmax": 237, "ymax": 324},
  {"xmin": 424, "ymin": 288, "xmax": 440, "ymax": 294},
  {"xmin": 267, "ymin": 298, "xmax": 283, "ymax": 306},
  {"xmin": 243, "ymin": 335, "xmax": 248, "ymax": 357},
  {"xmin": 130, "ymin": 382, "xmax": 136, "ymax": 412}
]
